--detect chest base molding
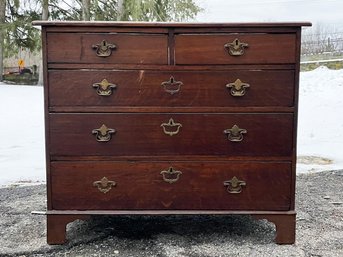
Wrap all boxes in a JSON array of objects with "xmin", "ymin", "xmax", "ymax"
[{"xmin": 45, "ymin": 211, "xmax": 295, "ymax": 245}]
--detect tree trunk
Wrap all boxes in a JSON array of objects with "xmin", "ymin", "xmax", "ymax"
[
  {"xmin": 0, "ymin": 0, "xmax": 6, "ymax": 81},
  {"xmin": 116, "ymin": 0, "xmax": 124, "ymax": 21},
  {"xmin": 38, "ymin": 0, "xmax": 49, "ymax": 86},
  {"xmin": 42, "ymin": 0, "xmax": 49, "ymax": 20},
  {"xmin": 82, "ymin": 0, "xmax": 91, "ymax": 21}
]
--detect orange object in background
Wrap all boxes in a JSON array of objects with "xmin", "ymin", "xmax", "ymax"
[{"xmin": 18, "ymin": 59, "xmax": 25, "ymax": 72}]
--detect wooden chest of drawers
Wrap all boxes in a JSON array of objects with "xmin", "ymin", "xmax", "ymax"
[{"xmin": 34, "ymin": 21, "xmax": 311, "ymax": 245}]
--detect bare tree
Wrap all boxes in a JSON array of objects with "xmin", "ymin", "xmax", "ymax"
[
  {"xmin": 82, "ymin": 0, "xmax": 90, "ymax": 21},
  {"xmin": 0, "ymin": 0, "xmax": 6, "ymax": 81},
  {"xmin": 117, "ymin": 0, "xmax": 124, "ymax": 21},
  {"xmin": 42, "ymin": 0, "xmax": 49, "ymax": 20},
  {"xmin": 302, "ymin": 24, "xmax": 343, "ymax": 55},
  {"xmin": 38, "ymin": 0, "xmax": 49, "ymax": 85}
]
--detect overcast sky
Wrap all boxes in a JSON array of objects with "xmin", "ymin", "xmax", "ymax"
[{"xmin": 194, "ymin": 0, "xmax": 343, "ymax": 26}]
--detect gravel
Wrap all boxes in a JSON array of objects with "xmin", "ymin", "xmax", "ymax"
[{"xmin": 0, "ymin": 170, "xmax": 342, "ymax": 257}]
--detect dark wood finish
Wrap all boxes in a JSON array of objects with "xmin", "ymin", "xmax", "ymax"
[
  {"xmin": 46, "ymin": 210, "xmax": 296, "ymax": 215},
  {"xmin": 42, "ymin": 26, "xmax": 301, "ymax": 34},
  {"xmin": 49, "ymin": 106, "xmax": 295, "ymax": 113},
  {"xmin": 36, "ymin": 22, "xmax": 310, "ymax": 245},
  {"xmin": 173, "ymin": 27, "xmax": 301, "ymax": 34},
  {"xmin": 49, "ymin": 70, "xmax": 294, "ymax": 108},
  {"xmin": 41, "ymin": 27, "xmax": 52, "ymax": 210},
  {"xmin": 48, "ymin": 63, "xmax": 296, "ymax": 70},
  {"xmin": 45, "ymin": 211, "xmax": 294, "ymax": 245},
  {"xmin": 45, "ymin": 27, "xmax": 169, "ymax": 33},
  {"xmin": 33, "ymin": 21, "xmax": 312, "ymax": 27},
  {"xmin": 253, "ymin": 213, "xmax": 296, "ymax": 244},
  {"xmin": 49, "ymin": 113, "xmax": 293, "ymax": 157},
  {"xmin": 47, "ymin": 33, "xmax": 168, "ymax": 64},
  {"xmin": 291, "ymin": 28, "xmax": 302, "ymax": 210},
  {"xmin": 51, "ymin": 155, "xmax": 293, "ymax": 162},
  {"xmin": 175, "ymin": 34, "xmax": 296, "ymax": 64},
  {"xmin": 47, "ymin": 215, "xmax": 90, "ymax": 244},
  {"xmin": 51, "ymin": 161, "xmax": 291, "ymax": 210},
  {"xmin": 168, "ymin": 28, "xmax": 175, "ymax": 65}
]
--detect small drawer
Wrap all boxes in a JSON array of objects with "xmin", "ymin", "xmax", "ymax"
[
  {"xmin": 51, "ymin": 161, "xmax": 292, "ymax": 210},
  {"xmin": 48, "ymin": 70, "xmax": 295, "ymax": 108},
  {"xmin": 49, "ymin": 113, "xmax": 293, "ymax": 157},
  {"xmin": 47, "ymin": 33, "xmax": 168, "ymax": 64},
  {"xmin": 175, "ymin": 34, "xmax": 296, "ymax": 64}
]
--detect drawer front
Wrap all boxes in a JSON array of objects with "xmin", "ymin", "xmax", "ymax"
[
  {"xmin": 49, "ymin": 70, "xmax": 295, "ymax": 107},
  {"xmin": 175, "ymin": 34, "xmax": 296, "ymax": 64},
  {"xmin": 47, "ymin": 33, "xmax": 168, "ymax": 64},
  {"xmin": 49, "ymin": 113, "xmax": 293, "ymax": 157},
  {"xmin": 51, "ymin": 161, "xmax": 291, "ymax": 210}
]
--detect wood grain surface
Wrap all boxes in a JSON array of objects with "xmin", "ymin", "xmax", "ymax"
[
  {"xmin": 175, "ymin": 34, "xmax": 296, "ymax": 64},
  {"xmin": 49, "ymin": 113, "xmax": 293, "ymax": 157},
  {"xmin": 47, "ymin": 33, "xmax": 168, "ymax": 64},
  {"xmin": 48, "ymin": 70, "xmax": 295, "ymax": 108},
  {"xmin": 51, "ymin": 161, "xmax": 291, "ymax": 210}
]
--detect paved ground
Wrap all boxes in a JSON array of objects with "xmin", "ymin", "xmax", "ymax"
[{"xmin": 0, "ymin": 170, "xmax": 342, "ymax": 257}]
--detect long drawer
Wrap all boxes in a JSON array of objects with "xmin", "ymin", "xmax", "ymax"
[
  {"xmin": 51, "ymin": 161, "xmax": 292, "ymax": 210},
  {"xmin": 175, "ymin": 34, "xmax": 296, "ymax": 64},
  {"xmin": 48, "ymin": 70, "xmax": 295, "ymax": 108},
  {"xmin": 49, "ymin": 113, "xmax": 293, "ymax": 157},
  {"xmin": 47, "ymin": 33, "xmax": 168, "ymax": 64}
]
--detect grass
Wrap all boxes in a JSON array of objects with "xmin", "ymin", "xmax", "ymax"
[
  {"xmin": 3, "ymin": 73, "xmax": 39, "ymax": 85},
  {"xmin": 300, "ymin": 52, "xmax": 343, "ymax": 71},
  {"xmin": 301, "ymin": 61, "xmax": 343, "ymax": 71}
]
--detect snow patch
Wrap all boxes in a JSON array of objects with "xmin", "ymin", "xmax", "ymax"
[
  {"xmin": 0, "ymin": 85, "xmax": 45, "ymax": 186},
  {"xmin": 1, "ymin": 66, "xmax": 343, "ymax": 185},
  {"xmin": 298, "ymin": 66, "xmax": 343, "ymax": 173}
]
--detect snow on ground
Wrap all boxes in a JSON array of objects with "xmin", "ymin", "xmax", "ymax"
[
  {"xmin": 298, "ymin": 66, "xmax": 343, "ymax": 173},
  {"xmin": 0, "ymin": 66, "xmax": 343, "ymax": 185},
  {"xmin": 0, "ymin": 83, "xmax": 45, "ymax": 186}
]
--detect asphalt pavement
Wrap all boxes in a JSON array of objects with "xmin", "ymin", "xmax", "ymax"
[{"xmin": 0, "ymin": 170, "xmax": 342, "ymax": 257}]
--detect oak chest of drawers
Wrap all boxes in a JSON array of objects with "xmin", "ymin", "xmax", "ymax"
[{"xmin": 34, "ymin": 21, "xmax": 311, "ymax": 245}]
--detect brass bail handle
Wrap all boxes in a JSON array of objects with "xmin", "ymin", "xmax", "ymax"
[
  {"xmin": 92, "ymin": 40, "xmax": 116, "ymax": 57},
  {"xmin": 92, "ymin": 124, "xmax": 116, "ymax": 142},
  {"xmin": 223, "ymin": 176, "xmax": 246, "ymax": 193},
  {"xmin": 224, "ymin": 38, "xmax": 249, "ymax": 56},
  {"xmin": 92, "ymin": 79, "xmax": 117, "ymax": 96},
  {"xmin": 223, "ymin": 124, "xmax": 247, "ymax": 142},
  {"xmin": 161, "ymin": 118, "xmax": 182, "ymax": 136},
  {"xmin": 93, "ymin": 177, "xmax": 116, "ymax": 193},
  {"xmin": 160, "ymin": 167, "xmax": 182, "ymax": 184},
  {"xmin": 226, "ymin": 79, "xmax": 250, "ymax": 97},
  {"xmin": 161, "ymin": 76, "xmax": 183, "ymax": 95}
]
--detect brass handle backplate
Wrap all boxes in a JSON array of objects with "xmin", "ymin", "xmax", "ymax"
[
  {"xmin": 161, "ymin": 118, "xmax": 182, "ymax": 136},
  {"xmin": 161, "ymin": 76, "xmax": 183, "ymax": 95},
  {"xmin": 92, "ymin": 40, "xmax": 116, "ymax": 57},
  {"xmin": 92, "ymin": 124, "xmax": 116, "ymax": 142},
  {"xmin": 223, "ymin": 124, "xmax": 247, "ymax": 142},
  {"xmin": 93, "ymin": 177, "xmax": 116, "ymax": 193},
  {"xmin": 226, "ymin": 79, "xmax": 250, "ymax": 97},
  {"xmin": 92, "ymin": 79, "xmax": 117, "ymax": 96},
  {"xmin": 160, "ymin": 167, "xmax": 182, "ymax": 184},
  {"xmin": 224, "ymin": 38, "xmax": 249, "ymax": 56},
  {"xmin": 223, "ymin": 176, "xmax": 246, "ymax": 193}
]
